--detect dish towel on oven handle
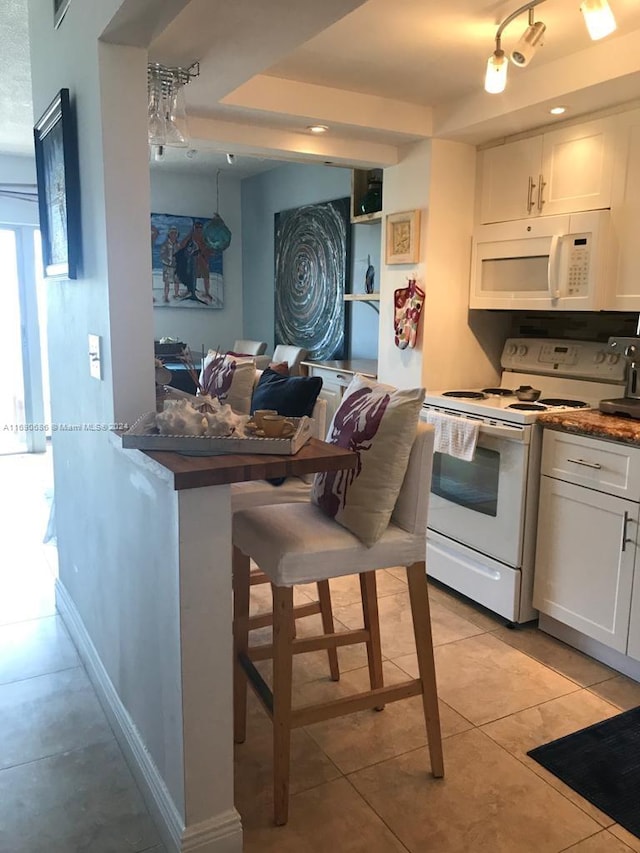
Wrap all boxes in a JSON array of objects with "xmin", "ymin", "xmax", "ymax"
[{"xmin": 423, "ymin": 411, "xmax": 479, "ymax": 462}]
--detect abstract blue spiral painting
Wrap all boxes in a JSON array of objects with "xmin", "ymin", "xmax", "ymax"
[{"xmin": 274, "ymin": 197, "xmax": 350, "ymax": 360}]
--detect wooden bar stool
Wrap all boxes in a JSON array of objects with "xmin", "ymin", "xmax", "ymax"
[
  {"xmin": 230, "ymin": 397, "xmax": 338, "ymax": 680},
  {"xmin": 232, "ymin": 422, "xmax": 442, "ymax": 825}
]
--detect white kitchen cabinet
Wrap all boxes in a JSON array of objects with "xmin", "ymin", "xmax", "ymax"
[
  {"xmin": 534, "ymin": 475, "xmax": 637, "ymax": 652},
  {"xmin": 628, "ymin": 561, "xmax": 640, "ymax": 661},
  {"xmin": 478, "ymin": 118, "xmax": 614, "ymax": 224},
  {"xmin": 605, "ymin": 108, "xmax": 640, "ymax": 310},
  {"xmin": 534, "ymin": 429, "xmax": 640, "ymax": 656}
]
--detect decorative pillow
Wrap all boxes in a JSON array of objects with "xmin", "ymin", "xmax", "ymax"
[
  {"xmin": 311, "ymin": 374, "xmax": 424, "ymax": 546},
  {"xmin": 199, "ymin": 352, "xmax": 256, "ymax": 414},
  {"xmin": 268, "ymin": 361, "xmax": 290, "ymax": 376},
  {"xmin": 250, "ymin": 368, "xmax": 322, "ymax": 418}
]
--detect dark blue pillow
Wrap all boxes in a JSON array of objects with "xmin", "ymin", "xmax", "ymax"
[{"xmin": 251, "ymin": 368, "xmax": 322, "ymax": 418}]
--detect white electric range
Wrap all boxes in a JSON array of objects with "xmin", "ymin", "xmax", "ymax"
[{"xmin": 421, "ymin": 338, "xmax": 626, "ymax": 623}]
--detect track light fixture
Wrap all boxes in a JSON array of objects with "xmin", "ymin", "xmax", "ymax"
[{"xmin": 484, "ymin": 0, "xmax": 617, "ymax": 94}]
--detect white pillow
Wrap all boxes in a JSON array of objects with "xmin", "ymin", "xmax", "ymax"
[
  {"xmin": 311, "ymin": 374, "xmax": 425, "ymax": 546},
  {"xmin": 199, "ymin": 352, "xmax": 256, "ymax": 414}
]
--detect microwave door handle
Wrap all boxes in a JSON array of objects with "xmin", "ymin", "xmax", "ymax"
[{"xmin": 548, "ymin": 235, "xmax": 562, "ymax": 301}]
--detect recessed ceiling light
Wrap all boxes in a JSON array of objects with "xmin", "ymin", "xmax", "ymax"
[
  {"xmin": 549, "ymin": 106, "xmax": 566, "ymax": 115},
  {"xmin": 307, "ymin": 124, "xmax": 329, "ymax": 134}
]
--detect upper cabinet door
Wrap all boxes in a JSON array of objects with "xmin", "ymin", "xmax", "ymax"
[
  {"xmin": 540, "ymin": 119, "xmax": 614, "ymax": 217},
  {"xmin": 478, "ymin": 136, "xmax": 542, "ymax": 224},
  {"xmin": 478, "ymin": 117, "xmax": 615, "ymax": 225}
]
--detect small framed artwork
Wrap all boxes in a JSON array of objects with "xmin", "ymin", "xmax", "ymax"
[
  {"xmin": 34, "ymin": 88, "xmax": 81, "ymax": 279},
  {"xmin": 385, "ymin": 209, "xmax": 421, "ymax": 265},
  {"xmin": 54, "ymin": 0, "xmax": 71, "ymax": 28}
]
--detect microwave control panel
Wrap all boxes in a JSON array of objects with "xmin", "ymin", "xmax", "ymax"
[{"xmin": 564, "ymin": 234, "xmax": 591, "ymax": 297}]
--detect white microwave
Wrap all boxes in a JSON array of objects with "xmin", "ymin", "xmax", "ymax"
[{"xmin": 469, "ymin": 210, "xmax": 611, "ymax": 311}]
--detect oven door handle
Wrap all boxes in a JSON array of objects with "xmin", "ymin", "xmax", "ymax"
[
  {"xmin": 473, "ymin": 421, "xmax": 528, "ymax": 442},
  {"xmin": 421, "ymin": 413, "xmax": 529, "ymax": 443}
]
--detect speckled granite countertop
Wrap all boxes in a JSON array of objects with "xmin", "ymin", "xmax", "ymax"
[{"xmin": 538, "ymin": 409, "xmax": 640, "ymax": 446}]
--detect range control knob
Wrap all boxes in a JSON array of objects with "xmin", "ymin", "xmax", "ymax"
[
  {"xmin": 608, "ymin": 353, "xmax": 620, "ymax": 365},
  {"xmin": 506, "ymin": 344, "xmax": 517, "ymax": 356},
  {"xmin": 624, "ymin": 345, "xmax": 637, "ymax": 359},
  {"xmin": 593, "ymin": 351, "xmax": 606, "ymax": 364},
  {"xmin": 517, "ymin": 345, "xmax": 528, "ymax": 357}
]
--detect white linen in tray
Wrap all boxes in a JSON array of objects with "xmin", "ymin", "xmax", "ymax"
[{"xmin": 423, "ymin": 411, "xmax": 479, "ymax": 461}]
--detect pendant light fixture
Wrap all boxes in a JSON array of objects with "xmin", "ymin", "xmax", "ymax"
[{"xmin": 203, "ymin": 168, "xmax": 232, "ymax": 252}]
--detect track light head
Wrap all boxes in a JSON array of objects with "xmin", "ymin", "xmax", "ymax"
[
  {"xmin": 581, "ymin": 0, "xmax": 616, "ymax": 40},
  {"xmin": 484, "ymin": 48, "xmax": 508, "ymax": 94},
  {"xmin": 511, "ymin": 19, "xmax": 546, "ymax": 66},
  {"xmin": 226, "ymin": 153, "xmax": 236, "ymax": 165}
]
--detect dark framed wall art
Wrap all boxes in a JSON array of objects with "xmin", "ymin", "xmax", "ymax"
[
  {"xmin": 54, "ymin": 0, "xmax": 71, "ymax": 28},
  {"xmin": 33, "ymin": 88, "xmax": 81, "ymax": 279},
  {"xmin": 274, "ymin": 197, "xmax": 350, "ymax": 361}
]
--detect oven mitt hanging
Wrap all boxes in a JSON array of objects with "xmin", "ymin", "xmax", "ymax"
[{"xmin": 394, "ymin": 278, "xmax": 425, "ymax": 349}]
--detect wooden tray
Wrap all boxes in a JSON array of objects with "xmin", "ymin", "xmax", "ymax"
[{"xmin": 122, "ymin": 413, "xmax": 313, "ymax": 456}]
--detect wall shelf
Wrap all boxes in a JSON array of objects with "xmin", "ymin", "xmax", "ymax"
[
  {"xmin": 344, "ymin": 293, "xmax": 380, "ymax": 313},
  {"xmin": 344, "ymin": 294, "xmax": 380, "ymax": 302}
]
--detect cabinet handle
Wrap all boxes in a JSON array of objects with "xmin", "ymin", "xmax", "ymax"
[
  {"xmin": 336, "ymin": 374, "xmax": 347, "ymax": 381},
  {"xmin": 537, "ymin": 174, "xmax": 546, "ymax": 211},
  {"xmin": 526, "ymin": 176, "xmax": 537, "ymax": 213},
  {"xmin": 566, "ymin": 457, "xmax": 602, "ymax": 469},
  {"xmin": 621, "ymin": 511, "xmax": 634, "ymax": 552}
]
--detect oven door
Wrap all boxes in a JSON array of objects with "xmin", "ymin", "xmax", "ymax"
[{"xmin": 426, "ymin": 420, "xmax": 530, "ymax": 568}]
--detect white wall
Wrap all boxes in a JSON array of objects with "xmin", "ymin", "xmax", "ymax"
[
  {"xmin": 150, "ymin": 167, "xmax": 243, "ymax": 354},
  {"xmin": 378, "ymin": 139, "xmax": 509, "ymax": 391}
]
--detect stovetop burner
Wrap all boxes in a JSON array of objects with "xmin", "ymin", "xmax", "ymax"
[
  {"xmin": 443, "ymin": 391, "xmax": 486, "ymax": 399},
  {"xmin": 482, "ymin": 388, "xmax": 514, "ymax": 397},
  {"xmin": 508, "ymin": 402, "xmax": 547, "ymax": 411},
  {"xmin": 538, "ymin": 398, "xmax": 588, "ymax": 408}
]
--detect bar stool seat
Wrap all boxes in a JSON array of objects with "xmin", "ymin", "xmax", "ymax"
[{"xmin": 232, "ymin": 422, "xmax": 443, "ymax": 826}]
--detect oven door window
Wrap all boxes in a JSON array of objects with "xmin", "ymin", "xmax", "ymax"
[
  {"xmin": 427, "ymin": 431, "xmax": 528, "ymax": 569},
  {"xmin": 432, "ymin": 447, "xmax": 499, "ymax": 517}
]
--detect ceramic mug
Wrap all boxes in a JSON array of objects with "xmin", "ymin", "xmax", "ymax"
[
  {"xmin": 261, "ymin": 414, "xmax": 295, "ymax": 438},
  {"xmin": 252, "ymin": 409, "xmax": 278, "ymax": 429}
]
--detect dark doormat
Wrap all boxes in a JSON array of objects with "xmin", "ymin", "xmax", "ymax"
[{"xmin": 527, "ymin": 706, "xmax": 640, "ymax": 839}]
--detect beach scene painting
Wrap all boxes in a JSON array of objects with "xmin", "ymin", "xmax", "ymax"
[{"xmin": 151, "ymin": 212, "xmax": 224, "ymax": 309}]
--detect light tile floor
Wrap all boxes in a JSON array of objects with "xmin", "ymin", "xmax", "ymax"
[
  {"xmin": 0, "ymin": 451, "xmax": 165, "ymax": 853},
  {"xmin": 3, "ymin": 451, "xmax": 640, "ymax": 852}
]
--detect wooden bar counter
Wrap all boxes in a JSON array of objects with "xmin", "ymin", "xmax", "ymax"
[{"xmin": 143, "ymin": 438, "xmax": 357, "ymax": 490}]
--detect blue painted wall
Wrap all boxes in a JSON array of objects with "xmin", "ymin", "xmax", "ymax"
[{"xmin": 241, "ymin": 162, "xmax": 380, "ymax": 360}]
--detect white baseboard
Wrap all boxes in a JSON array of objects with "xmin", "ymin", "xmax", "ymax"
[
  {"xmin": 55, "ymin": 579, "xmax": 243, "ymax": 853},
  {"xmin": 539, "ymin": 613, "xmax": 640, "ymax": 682}
]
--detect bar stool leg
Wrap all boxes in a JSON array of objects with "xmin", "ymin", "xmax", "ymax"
[
  {"xmin": 360, "ymin": 571, "xmax": 385, "ymax": 709},
  {"xmin": 316, "ymin": 580, "xmax": 340, "ymax": 681},
  {"xmin": 272, "ymin": 584, "xmax": 295, "ymax": 825},
  {"xmin": 232, "ymin": 546, "xmax": 251, "ymax": 744},
  {"xmin": 406, "ymin": 561, "xmax": 444, "ymax": 778}
]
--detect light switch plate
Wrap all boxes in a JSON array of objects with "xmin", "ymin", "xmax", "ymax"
[{"xmin": 88, "ymin": 334, "xmax": 102, "ymax": 380}]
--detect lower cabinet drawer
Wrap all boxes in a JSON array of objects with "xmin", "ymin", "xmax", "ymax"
[
  {"xmin": 307, "ymin": 365, "xmax": 354, "ymax": 389},
  {"xmin": 541, "ymin": 429, "xmax": 640, "ymax": 499}
]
